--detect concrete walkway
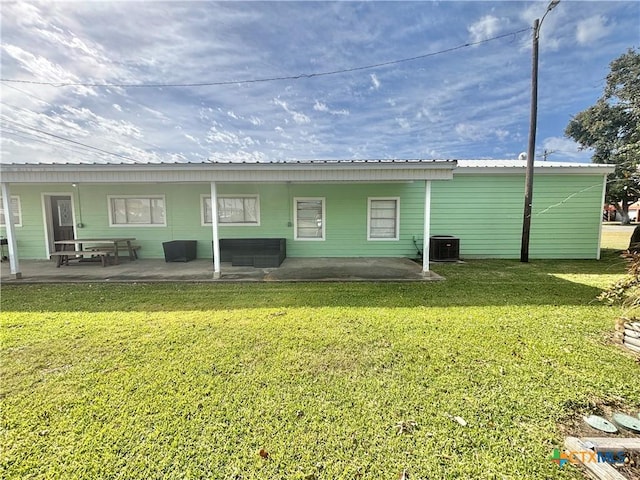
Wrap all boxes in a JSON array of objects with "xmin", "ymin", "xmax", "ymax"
[{"xmin": 1, "ymin": 257, "xmax": 443, "ymax": 283}]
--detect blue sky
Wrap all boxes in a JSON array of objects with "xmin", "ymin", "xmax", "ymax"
[{"xmin": 1, "ymin": 1, "xmax": 638, "ymax": 164}]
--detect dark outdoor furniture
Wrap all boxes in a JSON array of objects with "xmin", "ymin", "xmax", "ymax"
[
  {"xmin": 163, "ymin": 240, "xmax": 197, "ymax": 262},
  {"xmin": 216, "ymin": 238, "xmax": 286, "ymax": 267},
  {"xmin": 629, "ymin": 226, "xmax": 640, "ymax": 253},
  {"xmin": 0, "ymin": 238, "xmax": 7, "ymax": 262}
]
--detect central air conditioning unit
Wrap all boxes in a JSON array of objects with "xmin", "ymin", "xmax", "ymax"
[{"xmin": 429, "ymin": 235, "xmax": 460, "ymax": 262}]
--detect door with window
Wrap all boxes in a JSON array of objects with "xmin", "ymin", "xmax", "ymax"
[{"xmin": 49, "ymin": 195, "xmax": 75, "ymax": 251}]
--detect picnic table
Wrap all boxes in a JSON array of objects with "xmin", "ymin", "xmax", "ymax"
[{"xmin": 52, "ymin": 238, "xmax": 137, "ymax": 266}]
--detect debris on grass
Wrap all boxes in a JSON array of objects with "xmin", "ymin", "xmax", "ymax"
[
  {"xmin": 446, "ymin": 413, "xmax": 468, "ymax": 427},
  {"xmin": 394, "ymin": 420, "xmax": 419, "ymax": 435}
]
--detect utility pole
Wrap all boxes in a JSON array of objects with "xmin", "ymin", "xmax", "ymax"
[{"xmin": 520, "ymin": 0, "xmax": 560, "ymax": 263}]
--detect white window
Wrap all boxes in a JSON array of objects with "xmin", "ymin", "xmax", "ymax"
[
  {"xmin": 0, "ymin": 196, "xmax": 22, "ymax": 227},
  {"xmin": 368, "ymin": 197, "xmax": 400, "ymax": 241},
  {"xmin": 201, "ymin": 195, "xmax": 260, "ymax": 226},
  {"xmin": 294, "ymin": 197, "xmax": 325, "ymax": 240},
  {"xmin": 108, "ymin": 195, "xmax": 166, "ymax": 226}
]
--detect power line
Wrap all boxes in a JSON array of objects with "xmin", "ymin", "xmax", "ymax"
[
  {"xmin": 1, "ymin": 101, "xmax": 165, "ymax": 152},
  {"xmin": 3, "ymin": 127, "xmax": 117, "ymax": 162},
  {"xmin": 0, "ymin": 28, "xmax": 531, "ymax": 89},
  {"xmin": 1, "ymin": 119, "xmax": 144, "ymax": 163},
  {"xmin": 0, "ymin": 82, "xmax": 53, "ymax": 105}
]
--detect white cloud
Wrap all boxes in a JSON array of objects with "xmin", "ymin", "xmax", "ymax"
[
  {"xmin": 370, "ymin": 73, "xmax": 380, "ymax": 90},
  {"xmin": 273, "ymin": 98, "xmax": 310, "ymax": 125},
  {"xmin": 206, "ymin": 124, "xmax": 257, "ymax": 148},
  {"xmin": 113, "ymin": 104, "xmax": 122, "ymax": 112},
  {"xmin": 494, "ymin": 129, "xmax": 509, "ymax": 141},
  {"xmin": 541, "ymin": 136, "xmax": 592, "ymax": 162},
  {"xmin": 1, "ymin": 44, "xmax": 96, "ymax": 97},
  {"xmin": 314, "ymin": 100, "xmax": 349, "ymax": 116},
  {"xmin": 468, "ymin": 15, "xmax": 502, "ymax": 43},
  {"xmin": 61, "ymin": 105, "xmax": 143, "ymax": 139},
  {"xmin": 396, "ymin": 118, "xmax": 410, "ymax": 130},
  {"xmin": 576, "ymin": 15, "xmax": 611, "ymax": 46},
  {"xmin": 313, "ymin": 100, "xmax": 329, "ymax": 112},
  {"xmin": 455, "ymin": 123, "xmax": 483, "ymax": 141}
]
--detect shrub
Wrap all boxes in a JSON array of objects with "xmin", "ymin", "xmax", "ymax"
[{"xmin": 598, "ymin": 252, "xmax": 640, "ymax": 314}]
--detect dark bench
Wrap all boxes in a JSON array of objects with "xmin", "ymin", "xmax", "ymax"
[{"xmin": 217, "ymin": 238, "xmax": 286, "ymax": 267}]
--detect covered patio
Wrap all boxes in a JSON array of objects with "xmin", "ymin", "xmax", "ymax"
[{"xmin": 0, "ymin": 257, "xmax": 444, "ymax": 283}]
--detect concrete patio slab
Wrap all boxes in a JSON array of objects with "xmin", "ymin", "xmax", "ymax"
[{"xmin": 1, "ymin": 257, "xmax": 443, "ymax": 283}]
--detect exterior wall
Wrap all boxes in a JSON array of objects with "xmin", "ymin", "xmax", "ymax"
[
  {"xmin": 2, "ymin": 182, "xmax": 426, "ymax": 260},
  {"xmin": 0, "ymin": 185, "xmax": 70, "ymax": 259},
  {"xmin": 431, "ymin": 173, "xmax": 605, "ymax": 259},
  {"xmin": 1, "ymin": 173, "xmax": 606, "ymax": 261}
]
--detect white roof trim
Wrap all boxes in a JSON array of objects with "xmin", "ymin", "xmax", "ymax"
[
  {"xmin": 0, "ymin": 159, "xmax": 456, "ymax": 183},
  {"xmin": 455, "ymin": 159, "xmax": 615, "ymax": 175}
]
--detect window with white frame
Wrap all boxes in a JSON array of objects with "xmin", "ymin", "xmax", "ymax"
[
  {"xmin": 368, "ymin": 197, "xmax": 400, "ymax": 240},
  {"xmin": 0, "ymin": 196, "xmax": 22, "ymax": 227},
  {"xmin": 201, "ymin": 195, "xmax": 260, "ymax": 226},
  {"xmin": 108, "ymin": 196, "xmax": 166, "ymax": 226},
  {"xmin": 294, "ymin": 197, "xmax": 325, "ymax": 240}
]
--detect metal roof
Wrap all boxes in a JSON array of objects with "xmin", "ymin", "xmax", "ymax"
[
  {"xmin": 455, "ymin": 159, "xmax": 615, "ymax": 175},
  {"xmin": 0, "ymin": 158, "xmax": 614, "ymax": 183},
  {"xmin": 0, "ymin": 158, "xmax": 457, "ymax": 184}
]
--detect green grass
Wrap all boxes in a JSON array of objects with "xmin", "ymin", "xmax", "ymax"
[
  {"xmin": 1, "ymin": 252, "xmax": 639, "ymax": 479},
  {"xmin": 601, "ymin": 229, "xmax": 634, "ymax": 251}
]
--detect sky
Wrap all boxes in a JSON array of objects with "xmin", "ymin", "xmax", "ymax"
[{"xmin": 1, "ymin": 1, "xmax": 639, "ymax": 165}]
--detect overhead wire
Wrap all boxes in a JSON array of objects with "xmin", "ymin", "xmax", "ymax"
[
  {"xmin": 0, "ymin": 27, "xmax": 532, "ymax": 89},
  {"xmin": 1, "ymin": 101, "xmax": 165, "ymax": 152},
  {"xmin": 2, "ymin": 121, "xmax": 131, "ymax": 161},
  {"xmin": 2, "ymin": 127, "xmax": 117, "ymax": 162},
  {"xmin": 1, "ymin": 119, "xmax": 144, "ymax": 163}
]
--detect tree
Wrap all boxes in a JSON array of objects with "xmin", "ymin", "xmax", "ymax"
[{"xmin": 565, "ymin": 48, "xmax": 640, "ymax": 224}]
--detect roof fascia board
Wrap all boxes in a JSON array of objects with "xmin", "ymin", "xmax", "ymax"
[
  {"xmin": 0, "ymin": 161, "xmax": 456, "ymax": 183},
  {"xmin": 455, "ymin": 165, "xmax": 615, "ymax": 175}
]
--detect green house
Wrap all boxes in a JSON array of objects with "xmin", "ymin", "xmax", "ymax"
[{"xmin": 0, "ymin": 159, "xmax": 613, "ymax": 278}]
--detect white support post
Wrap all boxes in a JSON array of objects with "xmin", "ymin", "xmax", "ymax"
[
  {"xmin": 1, "ymin": 183, "xmax": 22, "ymax": 279},
  {"xmin": 422, "ymin": 180, "xmax": 431, "ymax": 274},
  {"xmin": 210, "ymin": 182, "xmax": 221, "ymax": 279}
]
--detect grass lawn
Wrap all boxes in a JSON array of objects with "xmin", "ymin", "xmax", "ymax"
[{"xmin": 1, "ymin": 243, "xmax": 639, "ymax": 479}]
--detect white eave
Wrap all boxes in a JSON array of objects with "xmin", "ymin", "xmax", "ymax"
[
  {"xmin": 455, "ymin": 159, "xmax": 615, "ymax": 175},
  {"xmin": 0, "ymin": 159, "xmax": 456, "ymax": 184}
]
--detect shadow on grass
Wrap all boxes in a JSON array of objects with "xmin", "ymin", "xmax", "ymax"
[{"xmin": 0, "ymin": 256, "xmax": 626, "ymax": 312}]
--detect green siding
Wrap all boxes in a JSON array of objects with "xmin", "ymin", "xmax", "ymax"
[
  {"xmin": 217, "ymin": 183, "xmax": 424, "ymax": 257},
  {"xmin": 2, "ymin": 183, "xmax": 426, "ymax": 260},
  {"xmin": 431, "ymin": 174, "xmax": 605, "ymax": 259},
  {"xmin": 2, "ymin": 173, "xmax": 605, "ymax": 261}
]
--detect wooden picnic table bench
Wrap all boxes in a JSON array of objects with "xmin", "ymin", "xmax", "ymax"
[
  {"xmin": 54, "ymin": 238, "xmax": 136, "ymax": 265},
  {"xmin": 86, "ymin": 244, "xmax": 141, "ymax": 259},
  {"xmin": 49, "ymin": 250, "xmax": 112, "ymax": 267}
]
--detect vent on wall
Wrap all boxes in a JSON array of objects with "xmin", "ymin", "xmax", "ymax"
[{"xmin": 429, "ymin": 235, "xmax": 460, "ymax": 262}]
